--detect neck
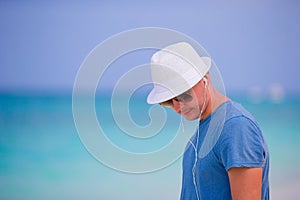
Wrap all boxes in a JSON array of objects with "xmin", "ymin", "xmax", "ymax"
[{"xmin": 200, "ymin": 87, "xmax": 230, "ymax": 120}]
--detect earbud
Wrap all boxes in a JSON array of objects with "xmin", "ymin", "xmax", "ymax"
[{"xmin": 203, "ymin": 77, "xmax": 208, "ymax": 88}]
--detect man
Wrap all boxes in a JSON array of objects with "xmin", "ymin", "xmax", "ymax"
[{"xmin": 147, "ymin": 42, "xmax": 269, "ymax": 200}]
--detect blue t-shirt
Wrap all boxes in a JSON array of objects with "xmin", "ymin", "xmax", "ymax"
[{"xmin": 180, "ymin": 101, "xmax": 269, "ymax": 200}]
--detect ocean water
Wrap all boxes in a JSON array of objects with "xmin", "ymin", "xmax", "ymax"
[{"xmin": 0, "ymin": 93, "xmax": 300, "ymax": 200}]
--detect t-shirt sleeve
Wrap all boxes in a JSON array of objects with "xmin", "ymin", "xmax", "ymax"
[{"xmin": 218, "ymin": 116, "xmax": 267, "ymax": 171}]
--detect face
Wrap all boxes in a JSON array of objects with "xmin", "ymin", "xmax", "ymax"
[{"xmin": 160, "ymin": 80, "xmax": 206, "ymax": 120}]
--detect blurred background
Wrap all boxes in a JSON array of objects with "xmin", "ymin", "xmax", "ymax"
[{"xmin": 1, "ymin": 0, "xmax": 299, "ymax": 199}]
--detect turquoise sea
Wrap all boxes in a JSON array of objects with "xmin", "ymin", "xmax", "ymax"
[{"xmin": 0, "ymin": 92, "xmax": 300, "ymax": 200}]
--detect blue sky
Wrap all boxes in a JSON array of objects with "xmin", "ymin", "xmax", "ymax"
[{"xmin": 1, "ymin": 0, "xmax": 300, "ymax": 95}]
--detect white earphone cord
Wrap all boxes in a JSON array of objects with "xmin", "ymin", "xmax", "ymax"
[{"xmin": 187, "ymin": 79, "xmax": 207, "ymax": 200}]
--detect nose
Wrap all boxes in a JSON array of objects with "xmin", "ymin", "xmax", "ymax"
[{"xmin": 172, "ymin": 99, "xmax": 183, "ymax": 114}]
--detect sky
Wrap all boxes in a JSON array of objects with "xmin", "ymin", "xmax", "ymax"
[{"xmin": 0, "ymin": 0, "xmax": 300, "ymax": 95}]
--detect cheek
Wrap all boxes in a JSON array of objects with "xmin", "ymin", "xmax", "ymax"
[
  {"xmin": 195, "ymin": 93, "xmax": 206, "ymax": 108},
  {"xmin": 189, "ymin": 99, "xmax": 200, "ymax": 111}
]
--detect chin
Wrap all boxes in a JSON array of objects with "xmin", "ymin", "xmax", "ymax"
[
  {"xmin": 182, "ymin": 108, "xmax": 200, "ymax": 121},
  {"xmin": 183, "ymin": 113, "xmax": 199, "ymax": 121}
]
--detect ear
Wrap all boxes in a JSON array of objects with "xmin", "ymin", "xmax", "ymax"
[
  {"xmin": 203, "ymin": 72, "xmax": 211, "ymax": 88},
  {"xmin": 203, "ymin": 76, "xmax": 208, "ymax": 88}
]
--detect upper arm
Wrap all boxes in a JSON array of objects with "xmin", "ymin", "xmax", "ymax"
[{"xmin": 228, "ymin": 167, "xmax": 262, "ymax": 200}]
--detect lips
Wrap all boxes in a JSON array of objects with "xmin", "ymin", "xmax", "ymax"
[{"xmin": 182, "ymin": 108, "xmax": 193, "ymax": 116}]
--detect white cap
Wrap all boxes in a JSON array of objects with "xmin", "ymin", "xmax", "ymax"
[{"xmin": 147, "ymin": 42, "xmax": 211, "ymax": 104}]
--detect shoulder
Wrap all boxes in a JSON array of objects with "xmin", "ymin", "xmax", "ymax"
[
  {"xmin": 221, "ymin": 101, "xmax": 264, "ymax": 144},
  {"xmin": 225, "ymin": 101, "xmax": 255, "ymax": 120},
  {"xmin": 221, "ymin": 115, "xmax": 264, "ymax": 148},
  {"xmin": 215, "ymin": 102, "xmax": 267, "ymax": 170},
  {"xmin": 223, "ymin": 101, "xmax": 261, "ymax": 132}
]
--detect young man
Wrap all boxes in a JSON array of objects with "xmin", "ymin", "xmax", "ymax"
[{"xmin": 147, "ymin": 42, "xmax": 269, "ymax": 200}]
